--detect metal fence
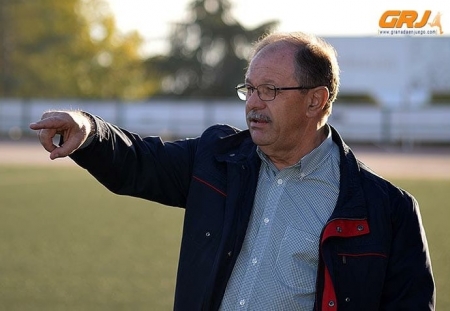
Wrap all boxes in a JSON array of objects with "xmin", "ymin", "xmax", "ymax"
[{"xmin": 1, "ymin": 99, "xmax": 450, "ymax": 145}]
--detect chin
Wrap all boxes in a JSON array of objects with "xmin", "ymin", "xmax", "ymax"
[{"xmin": 250, "ymin": 133, "xmax": 268, "ymax": 147}]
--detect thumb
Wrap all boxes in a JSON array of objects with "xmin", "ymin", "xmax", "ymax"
[{"xmin": 49, "ymin": 131, "xmax": 86, "ymax": 160}]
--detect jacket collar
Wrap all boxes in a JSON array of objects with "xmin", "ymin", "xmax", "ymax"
[
  {"xmin": 215, "ymin": 129, "xmax": 257, "ymax": 164},
  {"xmin": 329, "ymin": 125, "xmax": 368, "ymax": 219},
  {"xmin": 214, "ymin": 124, "xmax": 368, "ymax": 218}
]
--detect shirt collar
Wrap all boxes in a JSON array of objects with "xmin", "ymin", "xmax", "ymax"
[{"xmin": 256, "ymin": 124, "xmax": 334, "ymax": 176}]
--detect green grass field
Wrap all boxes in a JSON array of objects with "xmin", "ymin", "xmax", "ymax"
[{"xmin": 1, "ymin": 165, "xmax": 448, "ymax": 310}]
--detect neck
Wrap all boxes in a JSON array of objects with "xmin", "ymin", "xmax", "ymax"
[{"xmin": 261, "ymin": 125, "xmax": 329, "ymax": 170}]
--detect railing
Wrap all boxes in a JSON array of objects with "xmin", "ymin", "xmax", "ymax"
[{"xmin": 1, "ymin": 99, "xmax": 449, "ymax": 145}]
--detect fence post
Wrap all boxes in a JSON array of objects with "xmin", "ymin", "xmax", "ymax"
[{"xmin": 381, "ymin": 107, "xmax": 392, "ymax": 145}]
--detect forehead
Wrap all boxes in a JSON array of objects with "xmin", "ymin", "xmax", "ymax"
[{"xmin": 246, "ymin": 43, "xmax": 296, "ymax": 84}]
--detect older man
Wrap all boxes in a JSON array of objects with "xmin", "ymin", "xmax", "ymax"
[{"xmin": 31, "ymin": 32, "xmax": 435, "ymax": 310}]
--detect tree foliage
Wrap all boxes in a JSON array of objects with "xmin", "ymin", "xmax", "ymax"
[
  {"xmin": 0, "ymin": 0, "xmax": 152, "ymax": 99},
  {"xmin": 144, "ymin": 0, "xmax": 278, "ymax": 98},
  {"xmin": 0, "ymin": 0, "xmax": 278, "ymax": 100}
]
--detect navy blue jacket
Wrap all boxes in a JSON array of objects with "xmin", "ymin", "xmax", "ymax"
[{"xmin": 71, "ymin": 118, "xmax": 435, "ymax": 310}]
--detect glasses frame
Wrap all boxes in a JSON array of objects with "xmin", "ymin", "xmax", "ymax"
[{"xmin": 235, "ymin": 83, "xmax": 317, "ymax": 101}]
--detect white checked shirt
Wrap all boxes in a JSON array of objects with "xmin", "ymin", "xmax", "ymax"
[{"xmin": 220, "ymin": 126, "xmax": 340, "ymax": 310}]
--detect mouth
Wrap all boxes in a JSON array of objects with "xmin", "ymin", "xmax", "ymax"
[{"xmin": 250, "ymin": 119, "xmax": 268, "ymax": 125}]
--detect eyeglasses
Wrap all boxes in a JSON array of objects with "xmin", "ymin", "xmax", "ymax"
[{"xmin": 235, "ymin": 83, "xmax": 317, "ymax": 101}]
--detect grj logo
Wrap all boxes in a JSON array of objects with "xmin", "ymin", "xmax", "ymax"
[{"xmin": 378, "ymin": 10, "xmax": 444, "ymax": 35}]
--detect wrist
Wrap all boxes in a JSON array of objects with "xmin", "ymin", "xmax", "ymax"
[
  {"xmin": 78, "ymin": 111, "xmax": 97, "ymax": 149},
  {"xmin": 80, "ymin": 111, "xmax": 97, "ymax": 138}
]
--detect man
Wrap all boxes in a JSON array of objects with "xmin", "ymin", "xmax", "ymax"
[{"xmin": 30, "ymin": 32, "xmax": 435, "ymax": 310}]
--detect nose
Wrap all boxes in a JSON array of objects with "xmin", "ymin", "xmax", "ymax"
[{"xmin": 246, "ymin": 91, "xmax": 266, "ymax": 111}]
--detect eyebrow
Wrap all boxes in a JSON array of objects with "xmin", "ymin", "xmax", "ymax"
[{"xmin": 244, "ymin": 78, "xmax": 278, "ymax": 86}]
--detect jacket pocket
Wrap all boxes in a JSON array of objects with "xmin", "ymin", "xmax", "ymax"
[
  {"xmin": 274, "ymin": 226, "xmax": 319, "ymax": 293},
  {"xmin": 334, "ymin": 247, "xmax": 388, "ymax": 307}
]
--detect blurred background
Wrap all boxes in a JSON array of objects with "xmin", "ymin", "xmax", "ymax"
[
  {"xmin": 0, "ymin": 0, "xmax": 449, "ymax": 144},
  {"xmin": 1, "ymin": 0, "xmax": 449, "ymax": 310}
]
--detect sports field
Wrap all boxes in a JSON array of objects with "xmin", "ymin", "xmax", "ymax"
[{"xmin": 1, "ymin": 141, "xmax": 449, "ymax": 310}]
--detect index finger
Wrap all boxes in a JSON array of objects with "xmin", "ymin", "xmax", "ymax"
[{"xmin": 29, "ymin": 117, "xmax": 64, "ymax": 131}]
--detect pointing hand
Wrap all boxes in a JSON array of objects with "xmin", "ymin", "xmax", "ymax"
[{"xmin": 29, "ymin": 111, "xmax": 93, "ymax": 160}]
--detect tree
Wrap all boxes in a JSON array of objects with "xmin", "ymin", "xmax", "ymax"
[
  {"xmin": 144, "ymin": 0, "xmax": 278, "ymax": 98},
  {"xmin": 0, "ymin": 0, "xmax": 153, "ymax": 99}
]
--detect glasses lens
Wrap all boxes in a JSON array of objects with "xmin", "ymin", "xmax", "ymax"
[
  {"xmin": 257, "ymin": 84, "xmax": 276, "ymax": 101},
  {"xmin": 236, "ymin": 84, "xmax": 247, "ymax": 101}
]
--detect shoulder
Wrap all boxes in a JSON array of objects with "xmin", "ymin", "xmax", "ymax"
[
  {"xmin": 199, "ymin": 124, "xmax": 250, "ymax": 146},
  {"xmin": 195, "ymin": 124, "xmax": 254, "ymax": 158},
  {"xmin": 358, "ymin": 160, "xmax": 417, "ymax": 214},
  {"xmin": 330, "ymin": 124, "xmax": 417, "ymax": 218},
  {"xmin": 200, "ymin": 124, "xmax": 244, "ymax": 139}
]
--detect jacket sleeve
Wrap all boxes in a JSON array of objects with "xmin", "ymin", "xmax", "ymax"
[
  {"xmin": 382, "ymin": 187, "xmax": 436, "ymax": 310},
  {"xmin": 69, "ymin": 115, "xmax": 198, "ymax": 208}
]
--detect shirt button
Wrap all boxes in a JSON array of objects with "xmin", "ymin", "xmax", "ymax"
[
  {"xmin": 239, "ymin": 299, "xmax": 246, "ymax": 306},
  {"xmin": 277, "ymin": 179, "xmax": 283, "ymax": 185},
  {"xmin": 251, "ymin": 258, "xmax": 258, "ymax": 265},
  {"xmin": 263, "ymin": 218, "xmax": 270, "ymax": 224}
]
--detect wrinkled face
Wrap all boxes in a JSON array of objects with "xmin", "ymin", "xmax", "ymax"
[{"xmin": 245, "ymin": 44, "xmax": 310, "ymax": 154}]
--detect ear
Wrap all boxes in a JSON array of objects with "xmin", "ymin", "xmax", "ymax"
[{"xmin": 306, "ymin": 86, "xmax": 330, "ymax": 117}]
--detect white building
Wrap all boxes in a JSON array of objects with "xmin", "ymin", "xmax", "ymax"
[{"xmin": 325, "ymin": 36, "xmax": 450, "ymax": 108}]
